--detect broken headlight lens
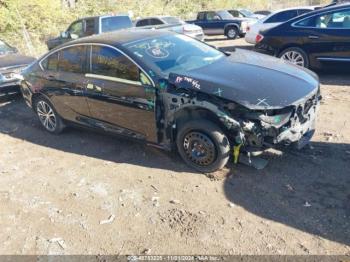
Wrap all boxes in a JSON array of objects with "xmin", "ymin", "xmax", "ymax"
[
  {"xmin": 244, "ymin": 107, "xmax": 293, "ymax": 128},
  {"xmin": 259, "ymin": 109, "xmax": 293, "ymax": 127}
]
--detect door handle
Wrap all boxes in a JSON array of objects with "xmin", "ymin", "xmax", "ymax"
[{"xmin": 308, "ymin": 35, "xmax": 319, "ymax": 39}]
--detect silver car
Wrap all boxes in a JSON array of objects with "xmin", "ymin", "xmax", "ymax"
[{"xmin": 135, "ymin": 16, "xmax": 204, "ymax": 41}]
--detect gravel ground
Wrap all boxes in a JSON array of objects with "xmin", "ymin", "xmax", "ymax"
[{"xmin": 0, "ymin": 37, "xmax": 349, "ymax": 255}]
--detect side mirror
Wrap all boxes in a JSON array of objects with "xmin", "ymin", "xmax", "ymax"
[{"xmin": 60, "ymin": 31, "xmax": 68, "ymax": 38}]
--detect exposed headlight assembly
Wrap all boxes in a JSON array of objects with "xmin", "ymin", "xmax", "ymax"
[{"xmin": 258, "ymin": 111, "xmax": 292, "ymax": 128}]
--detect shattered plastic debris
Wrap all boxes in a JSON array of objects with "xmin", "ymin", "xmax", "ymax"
[
  {"xmin": 285, "ymin": 184, "xmax": 294, "ymax": 192},
  {"xmin": 49, "ymin": 238, "xmax": 66, "ymax": 250},
  {"xmin": 151, "ymin": 196, "xmax": 160, "ymax": 207},
  {"xmin": 142, "ymin": 248, "xmax": 151, "ymax": 255},
  {"xmin": 99, "ymin": 214, "xmax": 116, "ymax": 225},
  {"xmin": 228, "ymin": 203, "xmax": 235, "ymax": 208},
  {"xmin": 169, "ymin": 199, "xmax": 180, "ymax": 204},
  {"xmin": 303, "ymin": 202, "xmax": 312, "ymax": 207}
]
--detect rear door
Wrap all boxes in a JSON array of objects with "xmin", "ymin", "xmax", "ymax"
[
  {"xmin": 84, "ymin": 45, "xmax": 157, "ymax": 142},
  {"xmin": 294, "ymin": 8, "xmax": 350, "ymax": 66},
  {"xmin": 40, "ymin": 45, "xmax": 91, "ymax": 122}
]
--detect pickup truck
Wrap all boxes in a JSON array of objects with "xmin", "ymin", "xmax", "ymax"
[
  {"xmin": 46, "ymin": 15, "xmax": 133, "ymax": 50},
  {"xmin": 187, "ymin": 10, "xmax": 250, "ymax": 39}
]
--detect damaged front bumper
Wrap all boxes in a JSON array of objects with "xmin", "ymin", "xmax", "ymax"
[
  {"xmin": 275, "ymin": 106, "xmax": 317, "ymax": 149},
  {"xmin": 238, "ymin": 91, "xmax": 321, "ymax": 152}
]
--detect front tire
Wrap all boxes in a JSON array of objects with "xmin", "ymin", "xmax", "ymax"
[
  {"xmin": 34, "ymin": 96, "xmax": 64, "ymax": 134},
  {"xmin": 279, "ymin": 47, "xmax": 310, "ymax": 68},
  {"xmin": 176, "ymin": 119, "xmax": 230, "ymax": 173}
]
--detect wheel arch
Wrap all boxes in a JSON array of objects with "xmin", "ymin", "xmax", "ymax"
[
  {"xmin": 31, "ymin": 92, "xmax": 52, "ymax": 111},
  {"xmin": 224, "ymin": 23, "xmax": 240, "ymax": 34},
  {"xmin": 277, "ymin": 43, "xmax": 305, "ymax": 57},
  {"xmin": 172, "ymin": 106, "xmax": 231, "ymax": 142}
]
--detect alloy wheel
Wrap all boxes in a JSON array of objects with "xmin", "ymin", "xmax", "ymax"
[
  {"xmin": 281, "ymin": 51, "xmax": 305, "ymax": 67},
  {"xmin": 36, "ymin": 101, "xmax": 57, "ymax": 132},
  {"xmin": 227, "ymin": 29, "xmax": 237, "ymax": 39},
  {"xmin": 183, "ymin": 132, "xmax": 217, "ymax": 167}
]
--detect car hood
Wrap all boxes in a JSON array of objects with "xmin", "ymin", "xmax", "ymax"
[
  {"xmin": 0, "ymin": 53, "xmax": 36, "ymax": 71},
  {"xmin": 168, "ymin": 49, "xmax": 319, "ymax": 110}
]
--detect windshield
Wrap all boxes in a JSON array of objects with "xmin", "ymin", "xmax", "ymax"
[
  {"xmin": 101, "ymin": 16, "xmax": 133, "ymax": 33},
  {"xmin": 123, "ymin": 34, "xmax": 224, "ymax": 75},
  {"xmin": 217, "ymin": 11, "xmax": 235, "ymax": 20},
  {"xmin": 162, "ymin": 16, "xmax": 184, "ymax": 25},
  {"xmin": 239, "ymin": 9, "xmax": 254, "ymax": 17},
  {"xmin": 0, "ymin": 40, "xmax": 15, "ymax": 55}
]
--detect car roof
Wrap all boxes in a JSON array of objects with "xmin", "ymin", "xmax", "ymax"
[
  {"xmin": 56, "ymin": 28, "xmax": 173, "ymax": 49},
  {"xmin": 138, "ymin": 16, "xmax": 175, "ymax": 19},
  {"xmin": 73, "ymin": 14, "xmax": 130, "ymax": 21}
]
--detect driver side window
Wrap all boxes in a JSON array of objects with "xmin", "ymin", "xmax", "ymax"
[{"xmin": 68, "ymin": 21, "xmax": 83, "ymax": 37}]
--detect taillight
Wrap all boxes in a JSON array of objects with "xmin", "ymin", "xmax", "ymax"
[{"xmin": 255, "ymin": 34, "xmax": 264, "ymax": 43}]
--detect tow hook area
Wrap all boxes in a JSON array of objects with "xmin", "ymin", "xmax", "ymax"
[{"xmin": 232, "ymin": 133, "xmax": 269, "ymax": 170}]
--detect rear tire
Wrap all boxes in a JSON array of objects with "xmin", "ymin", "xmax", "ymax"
[
  {"xmin": 176, "ymin": 119, "xmax": 230, "ymax": 173},
  {"xmin": 226, "ymin": 27, "xmax": 239, "ymax": 40},
  {"xmin": 33, "ymin": 96, "xmax": 65, "ymax": 134},
  {"xmin": 279, "ymin": 47, "xmax": 310, "ymax": 68}
]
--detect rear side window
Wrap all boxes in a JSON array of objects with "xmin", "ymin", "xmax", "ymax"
[
  {"xmin": 90, "ymin": 46, "xmax": 139, "ymax": 81},
  {"xmin": 68, "ymin": 20, "xmax": 84, "ymax": 37},
  {"xmin": 42, "ymin": 52, "xmax": 59, "ymax": 71},
  {"xmin": 136, "ymin": 19, "xmax": 149, "ymax": 27},
  {"xmin": 149, "ymin": 18, "xmax": 163, "ymax": 25},
  {"xmin": 265, "ymin": 10, "xmax": 298, "ymax": 23},
  {"xmin": 58, "ymin": 46, "xmax": 86, "ymax": 73},
  {"xmin": 101, "ymin": 16, "xmax": 132, "ymax": 33}
]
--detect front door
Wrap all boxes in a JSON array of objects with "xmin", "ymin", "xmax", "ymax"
[{"xmin": 85, "ymin": 45, "xmax": 157, "ymax": 142}]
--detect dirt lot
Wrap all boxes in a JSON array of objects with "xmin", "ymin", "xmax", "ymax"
[{"xmin": 0, "ymin": 38, "xmax": 349, "ymax": 255}]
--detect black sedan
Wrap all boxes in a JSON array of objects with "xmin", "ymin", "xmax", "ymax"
[
  {"xmin": 0, "ymin": 40, "xmax": 35, "ymax": 96},
  {"xmin": 255, "ymin": 4, "xmax": 350, "ymax": 69},
  {"xmin": 20, "ymin": 29, "xmax": 320, "ymax": 172}
]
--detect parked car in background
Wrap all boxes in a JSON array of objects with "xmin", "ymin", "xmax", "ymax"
[
  {"xmin": 255, "ymin": 4, "xmax": 350, "ymax": 69},
  {"xmin": 135, "ymin": 16, "xmax": 204, "ymax": 40},
  {"xmin": 0, "ymin": 40, "xmax": 35, "ymax": 96},
  {"xmin": 254, "ymin": 10, "xmax": 272, "ymax": 16},
  {"xmin": 228, "ymin": 9, "xmax": 266, "ymax": 20},
  {"xmin": 245, "ymin": 7, "xmax": 316, "ymax": 44},
  {"xmin": 20, "ymin": 29, "xmax": 320, "ymax": 172},
  {"xmin": 46, "ymin": 15, "xmax": 133, "ymax": 50},
  {"xmin": 187, "ymin": 10, "xmax": 250, "ymax": 39}
]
